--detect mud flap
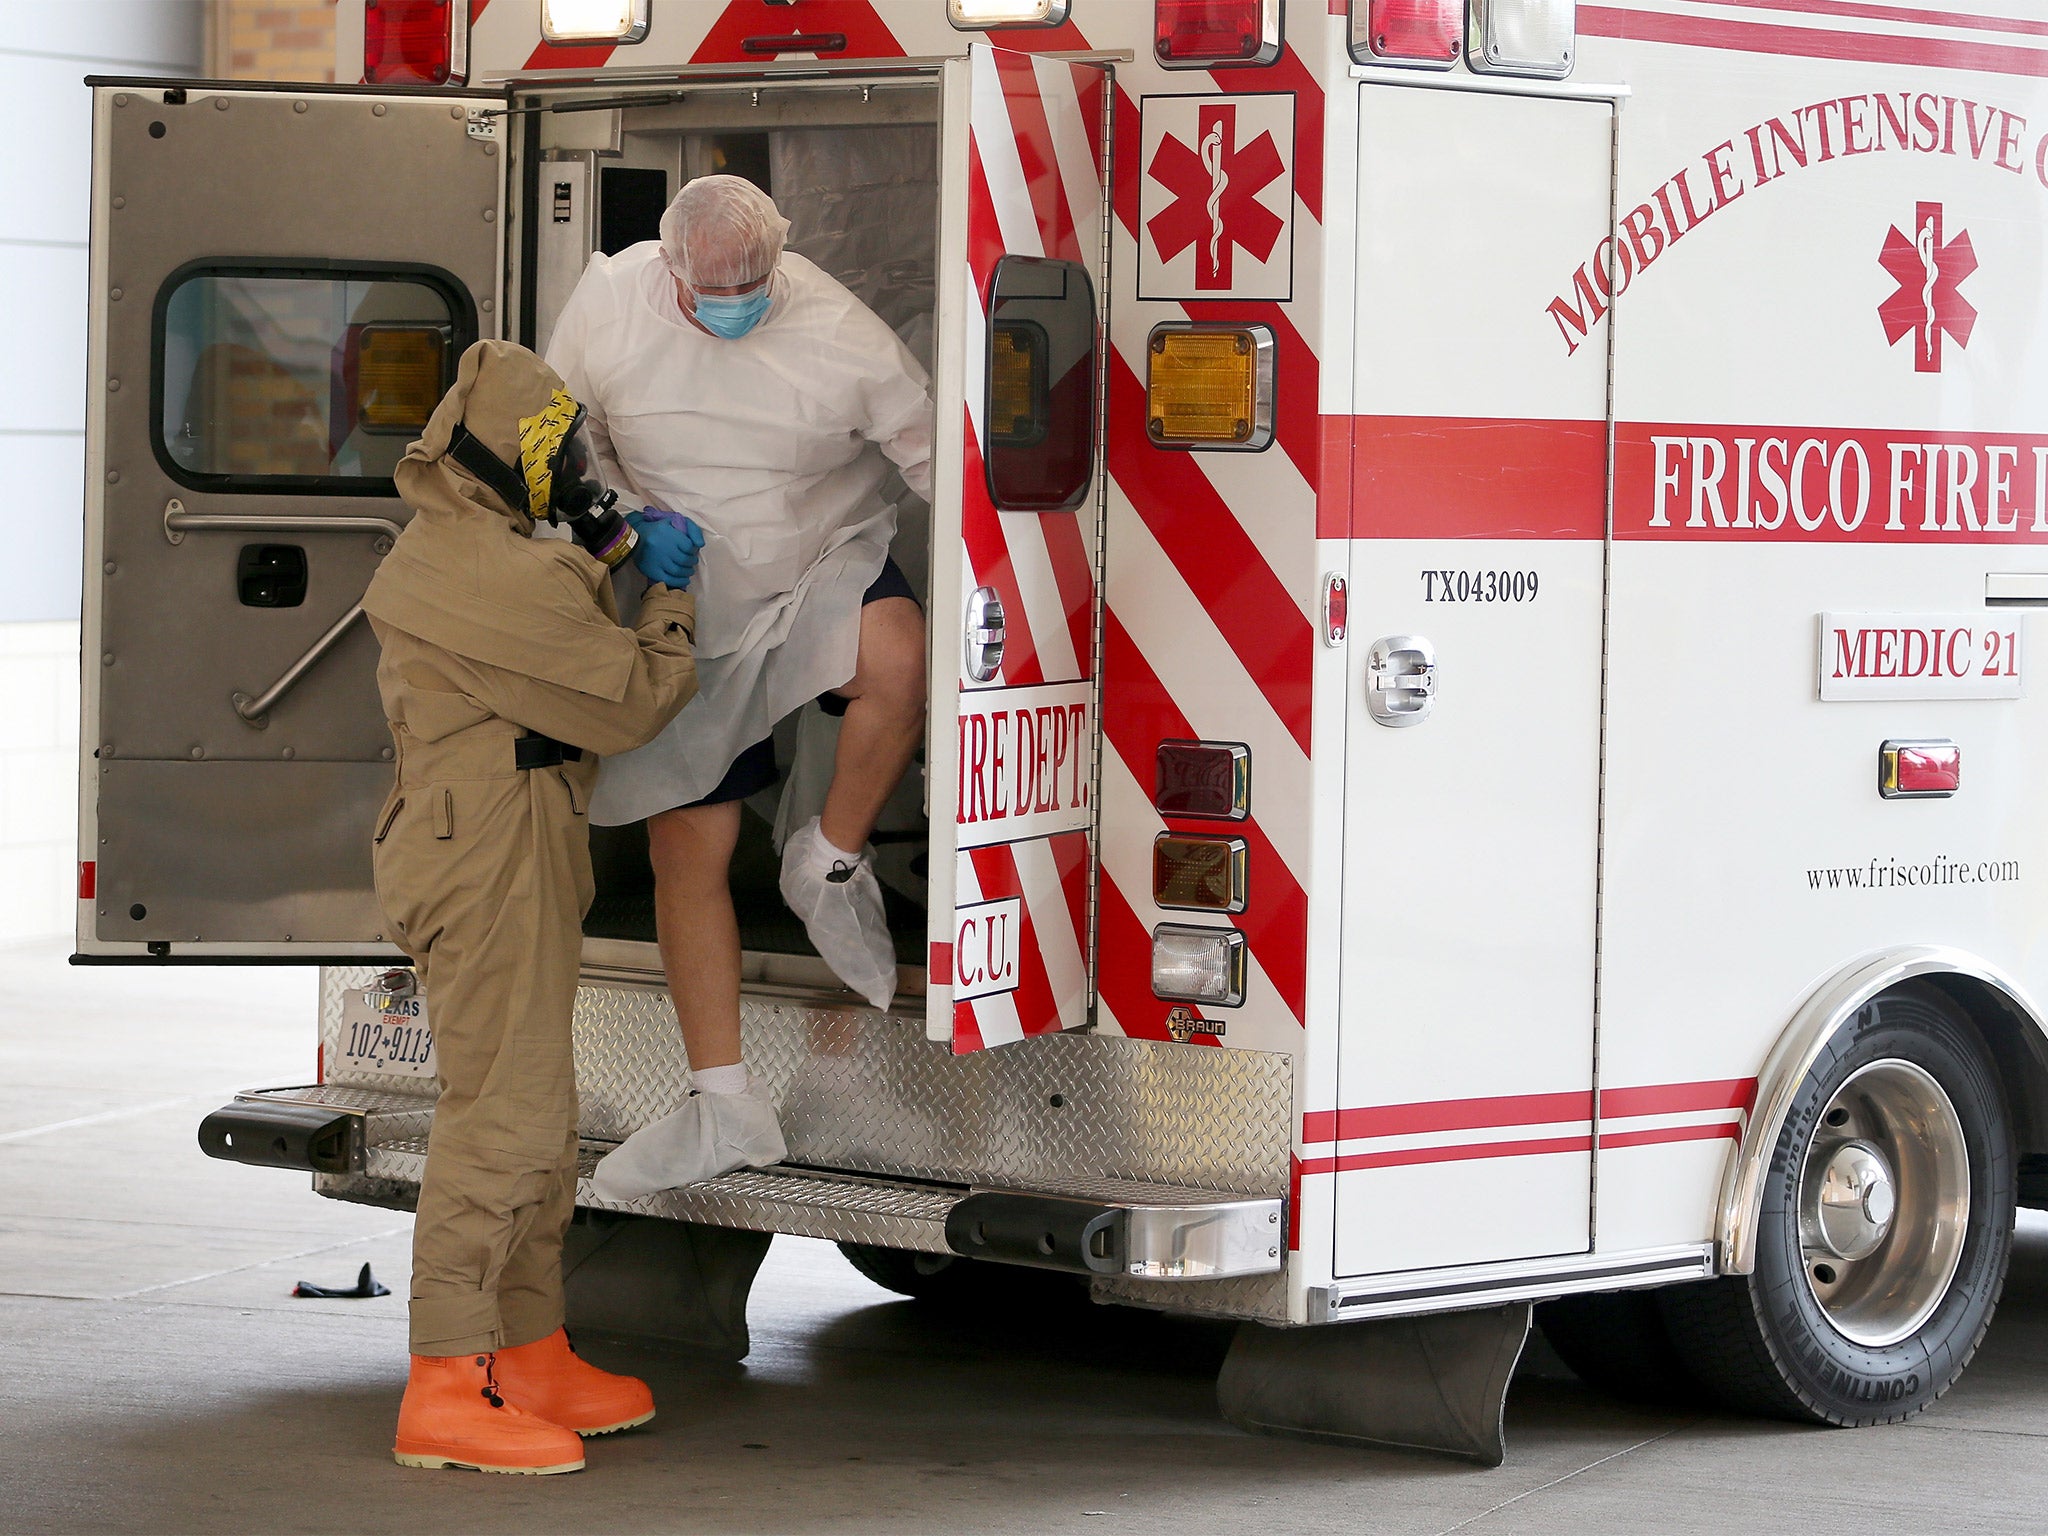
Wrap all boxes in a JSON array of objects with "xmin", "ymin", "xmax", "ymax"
[
  {"xmin": 561, "ymin": 1212, "xmax": 772, "ymax": 1363},
  {"xmin": 1216, "ymin": 1303, "xmax": 1532, "ymax": 1466}
]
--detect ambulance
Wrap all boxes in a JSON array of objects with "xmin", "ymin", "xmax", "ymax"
[{"xmin": 74, "ymin": 0, "xmax": 2048, "ymax": 1462}]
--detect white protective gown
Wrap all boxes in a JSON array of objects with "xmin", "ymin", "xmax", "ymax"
[{"xmin": 546, "ymin": 243, "xmax": 933, "ymax": 823}]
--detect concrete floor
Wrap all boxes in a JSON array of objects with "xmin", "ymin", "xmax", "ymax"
[{"xmin": 3, "ymin": 939, "xmax": 2046, "ymax": 1534}]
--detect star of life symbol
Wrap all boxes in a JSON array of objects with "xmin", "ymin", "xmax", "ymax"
[
  {"xmin": 1137, "ymin": 95, "xmax": 1295, "ymax": 301},
  {"xmin": 1878, "ymin": 202, "xmax": 1978, "ymax": 374}
]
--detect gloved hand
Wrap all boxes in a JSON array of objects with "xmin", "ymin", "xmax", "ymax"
[{"xmin": 625, "ymin": 508, "xmax": 705, "ymax": 590}]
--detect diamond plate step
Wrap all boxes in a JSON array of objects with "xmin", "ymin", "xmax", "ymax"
[{"xmin": 233, "ymin": 1084, "xmax": 1283, "ymax": 1278}]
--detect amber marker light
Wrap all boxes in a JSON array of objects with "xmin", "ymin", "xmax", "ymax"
[
  {"xmin": 1154, "ymin": 834, "xmax": 1250, "ymax": 915},
  {"xmin": 1145, "ymin": 325, "xmax": 1274, "ymax": 451},
  {"xmin": 353, "ymin": 326, "xmax": 447, "ymax": 433}
]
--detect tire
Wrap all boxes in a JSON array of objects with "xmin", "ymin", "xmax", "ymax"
[
  {"xmin": 1660, "ymin": 984, "xmax": 2015, "ymax": 1425},
  {"xmin": 1536, "ymin": 1289, "xmax": 1704, "ymax": 1406},
  {"xmin": 835, "ymin": 1242, "xmax": 987, "ymax": 1302}
]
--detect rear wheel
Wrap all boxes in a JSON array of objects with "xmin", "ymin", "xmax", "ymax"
[
  {"xmin": 1661, "ymin": 985, "xmax": 2014, "ymax": 1425},
  {"xmin": 836, "ymin": 1242, "xmax": 980, "ymax": 1301},
  {"xmin": 1536, "ymin": 1289, "xmax": 1703, "ymax": 1406}
]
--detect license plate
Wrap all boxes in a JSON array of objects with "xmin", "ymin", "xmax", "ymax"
[{"xmin": 337, "ymin": 987, "xmax": 437, "ymax": 1079}]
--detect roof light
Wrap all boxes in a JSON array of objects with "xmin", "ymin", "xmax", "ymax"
[
  {"xmin": 1880, "ymin": 740, "xmax": 1961, "ymax": 799},
  {"xmin": 541, "ymin": 0, "xmax": 651, "ymax": 44},
  {"xmin": 352, "ymin": 326, "xmax": 448, "ymax": 434},
  {"xmin": 948, "ymin": 0, "xmax": 1072, "ymax": 28},
  {"xmin": 1468, "ymin": 0, "xmax": 1577, "ymax": 78},
  {"xmin": 1154, "ymin": 0, "xmax": 1283, "ymax": 68},
  {"xmin": 1146, "ymin": 324, "xmax": 1274, "ymax": 451},
  {"xmin": 1352, "ymin": 0, "xmax": 1462, "ymax": 68},
  {"xmin": 1155, "ymin": 741, "xmax": 1250, "ymax": 821},
  {"xmin": 363, "ymin": 0, "xmax": 467, "ymax": 86},
  {"xmin": 1154, "ymin": 834, "xmax": 1250, "ymax": 914},
  {"xmin": 1151, "ymin": 924, "xmax": 1248, "ymax": 1008}
]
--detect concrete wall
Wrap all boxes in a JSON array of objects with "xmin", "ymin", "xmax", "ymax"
[{"xmin": 0, "ymin": 3, "xmax": 202, "ymax": 936}]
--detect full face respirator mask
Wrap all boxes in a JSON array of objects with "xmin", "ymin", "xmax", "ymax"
[{"xmin": 446, "ymin": 391, "xmax": 637, "ymax": 569}]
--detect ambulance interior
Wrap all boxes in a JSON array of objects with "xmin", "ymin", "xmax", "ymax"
[{"xmin": 534, "ymin": 85, "xmax": 943, "ymax": 990}]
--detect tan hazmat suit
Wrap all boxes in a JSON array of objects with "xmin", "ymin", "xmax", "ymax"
[{"xmin": 362, "ymin": 340, "xmax": 699, "ymax": 1357}]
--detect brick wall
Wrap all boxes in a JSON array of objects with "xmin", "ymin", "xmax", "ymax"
[{"xmin": 209, "ymin": 1, "xmax": 338, "ymax": 83}]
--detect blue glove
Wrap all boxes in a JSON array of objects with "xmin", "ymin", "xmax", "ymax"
[{"xmin": 625, "ymin": 508, "xmax": 705, "ymax": 590}]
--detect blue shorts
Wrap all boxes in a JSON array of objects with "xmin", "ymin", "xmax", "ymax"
[{"xmin": 679, "ymin": 557, "xmax": 918, "ymax": 810}]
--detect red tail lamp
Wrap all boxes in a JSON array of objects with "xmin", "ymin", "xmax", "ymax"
[
  {"xmin": 1355, "ymin": 0, "xmax": 1462, "ymax": 67},
  {"xmin": 1879, "ymin": 740, "xmax": 1961, "ymax": 799},
  {"xmin": 363, "ymin": 0, "xmax": 469, "ymax": 86},
  {"xmin": 1155, "ymin": 741, "xmax": 1250, "ymax": 821},
  {"xmin": 1154, "ymin": 0, "xmax": 1283, "ymax": 68}
]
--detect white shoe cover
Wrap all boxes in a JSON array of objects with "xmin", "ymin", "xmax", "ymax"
[
  {"xmin": 588, "ymin": 1082, "xmax": 786, "ymax": 1202},
  {"xmin": 779, "ymin": 817, "xmax": 898, "ymax": 1011}
]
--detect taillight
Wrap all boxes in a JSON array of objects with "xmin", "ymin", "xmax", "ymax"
[
  {"xmin": 1468, "ymin": 0, "xmax": 1577, "ymax": 78},
  {"xmin": 1353, "ymin": 0, "xmax": 1462, "ymax": 68},
  {"xmin": 1155, "ymin": 741, "xmax": 1250, "ymax": 821},
  {"xmin": 1145, "ymin": 324, "xmax": 1274, "ymax": 451},
  {"xmin": 1151, "ymin": 924, "xmax": 1248, "ymax": 1007},
  {"xmin": 1153, "ymin": 834, "xmax": 1250, "ymax": 914},
  {"xmin": 1880, "ymin": 740, "xmax": 1961, "ymax": 799},
  {"xmin": 363, "ymin": 0, "xmax": 468, "ymax": 86},
  {"xmin": 1154, "ymin": 0, "xmax": 1283, "ymax": 68},
  {"xmin": 542, "ymin": 0, "xmax": 652, "ymax": 44},
  {"xmin": 947, "ymin": 0, "xmax": 1072, "ymax": 27}
]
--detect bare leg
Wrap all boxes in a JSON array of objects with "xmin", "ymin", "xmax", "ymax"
[
  {"xmin": 647, "ymin": 800, "xmax": 743, "ymax": 1071},
  {"xmin": 818, "ymin": 596, "xmax": 927, "ymax": 853}
]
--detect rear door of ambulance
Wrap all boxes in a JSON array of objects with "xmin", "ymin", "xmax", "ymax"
[
  {"xmin": 927, "ymin": 46, "xmax": 1112, "ymax": 1053},
  {"xmin": 76, "ymin": 80, "xmax": 503, "ymax": 961}
]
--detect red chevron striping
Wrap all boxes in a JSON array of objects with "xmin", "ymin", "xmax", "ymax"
[
  {"xmin": 960, "ymin": 418, "xmax": 1043, "ymax": 686},
  {"xmin": 1096, "ymin": 869, "xmax": 1175, "ymax": 1043},
  {"xmin": 690, "ymin": 0, "xmax": 907, "ymax": 63},
  {"xmin": 1102, "ymin": 611, "xmax": 1308, "ymax": 1022},
  {"xmin": 988, "ymin": 51, "xmax": 1080, "ymax": 264},
  {"xmin": 1248, "ymin": 43, "xmax": 1325, "ymax": 224},
  {"xmin": 520, "ymin": 39, "xmax": 616, "ymax": 70},
  {"xmin": 964, "ymin": 132, "xmax": 1011, "ymax": 298},
  {"xmin": 1052, "ymin": 828, "xmax": 1091, "ymax": 978},
  {"xmin": 1106, "ymin": 353, "xmax": 1314, "ymax": 752},
  {"xmin": 1033, "ymin": 504, "xmax": 1096, "ymax": 681},
  {"xmin": 966, "ymin": 844, "xmax": 1063, "ymax": 1049}
]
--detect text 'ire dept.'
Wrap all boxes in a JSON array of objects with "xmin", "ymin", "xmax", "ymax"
[{"xmin": 958, "ymin": 703, "xmax": 1090, "ymax": 826}]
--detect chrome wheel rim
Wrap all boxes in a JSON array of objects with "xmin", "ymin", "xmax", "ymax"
[{"xmin": 1798, "ymin": 1058, "xmax": 1969, "ymax": 1348}]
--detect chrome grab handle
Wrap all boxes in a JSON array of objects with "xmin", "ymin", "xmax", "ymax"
[
  {"xmin": 162, "ymin": 497, "xmax": 404, "ymax": 549},
  {"xmin": 965, "ymin": 585, "xmax": 1006, "ymax": 683},
  {"xmin": 1366, "ymin": 634, "xmax": 1437, "ymax": 727},
  {"xmin": 234, "ymin": 604, "xmax": 367, "ymax": 727}
]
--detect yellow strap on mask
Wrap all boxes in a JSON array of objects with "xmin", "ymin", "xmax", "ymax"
[{"xmin": 516, "ymin": 389, "xmax": 581, "ymax": 524}]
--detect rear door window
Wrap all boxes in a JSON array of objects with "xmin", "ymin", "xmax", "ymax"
[{"xmin": 155, "ymin": 265, "xmax": 471, "ymax": 492}]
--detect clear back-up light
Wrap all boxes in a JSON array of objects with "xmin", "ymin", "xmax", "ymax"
[{"xmin": 1469, "ymin": 0, "xmax": 1577, "ymax": 78}]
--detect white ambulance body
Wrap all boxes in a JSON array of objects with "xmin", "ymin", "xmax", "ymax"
[{"xmin": 75, "ymin": 0, "xmax": 2048, "ymax": 1457}]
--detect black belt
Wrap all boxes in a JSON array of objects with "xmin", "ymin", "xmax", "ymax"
[{"xmin": 515, "ymin": 734, "xmax": 584, "ymax": 770}]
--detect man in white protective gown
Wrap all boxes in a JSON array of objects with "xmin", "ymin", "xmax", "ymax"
[{"xmin": 545, "ymin": 175, "xmax": 933, "ymax": 1198}]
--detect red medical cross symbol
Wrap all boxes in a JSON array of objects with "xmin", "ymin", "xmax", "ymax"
[
  {"xmin": 1878, "ymin": 202, "xmax": 1978, "ymax": 374},
  {"xmin": 1146, "ymin": 104, "xmax": 1286, "ymax": 291}
]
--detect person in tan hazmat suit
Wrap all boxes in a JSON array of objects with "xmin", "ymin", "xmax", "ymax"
[{"xmin": 362, "ymin": 340, "xmax": 703, "ymax": 1476}]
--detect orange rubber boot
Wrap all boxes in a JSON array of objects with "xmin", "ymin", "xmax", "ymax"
[
  {"xmin": 492, "ymin": 1328, "xmax": 656, "ymax": 1436},
  {"xmin": 392, "ymin": 1353, "xmax": 586, "ymax": 1474}
]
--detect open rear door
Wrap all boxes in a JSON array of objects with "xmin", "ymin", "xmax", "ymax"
[
  {"xmin": 927, "ymin": 47, "xmax": 1111, "ymax": 1052},
  {"xmin": 77, "ymin": 80, "xmax": 503, "ymax": 958}
]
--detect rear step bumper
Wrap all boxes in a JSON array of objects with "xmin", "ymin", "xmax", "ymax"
[{"xmin": 201, "ymin": 1085, "xmax": 1284, "ymax": 1282}]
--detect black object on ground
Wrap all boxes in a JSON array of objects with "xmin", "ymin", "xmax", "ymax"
[{"xmin": 292, "ymin": 1263, "xmax": 391, "ymax": 1299}]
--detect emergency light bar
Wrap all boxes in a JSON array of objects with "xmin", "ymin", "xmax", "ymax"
[
  {"xmin": 1154, "ymin": 0, "xmax": 1283, "ymax": 68},
  {"xmin": 1468, "ymin": 0, "xmax": 1577, "ymax": 79},
  {"xmin": 362, "ymin": 0, "xmax": 468, "ymax": 86},
  {"xmin": 948, "ymin": 0, "xmax": 1072, "ymax": 27},
  {"xmin": 541, "ymin": 0, "xmax": 650, "ymax": 44},
  {"xmin": 1352, "ymin": 0, "xmax": 1462, "ymax": 68}
]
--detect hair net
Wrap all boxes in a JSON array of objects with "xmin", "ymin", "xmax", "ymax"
[{"xmin": 659, "ymin": 175, "xmax": 791, "ymax": 290}]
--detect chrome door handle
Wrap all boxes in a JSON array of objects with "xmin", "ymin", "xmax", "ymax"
[
  {"xmin": 965, "ymin": 585, "xmax": 1006, "ymax": 683},
  {"xmin": 1366, "ymin": 635, "xmax": 1437, "ymax": 727}
]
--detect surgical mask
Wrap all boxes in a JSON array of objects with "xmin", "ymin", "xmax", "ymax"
[{"xmin": 691, "ymin": 279, "xmax": 772, "ymax": 339}]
